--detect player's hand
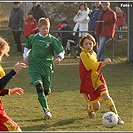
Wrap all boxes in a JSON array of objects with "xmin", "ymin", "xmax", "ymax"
[
  {"xmin": 105, "ymin": 58, "xmax": 111, "ymax": 64},
  {"xmin": 54, "ymin": 57, "xmax": 61, "ymax": 65},
  {"xmin": 101, "ymin": 58, "xmax": 111, "ymax": 67},
  {"xmin": 8, "ymin": 88, "xmax": 24, "ymax": 96},
  {"xmin": 13, "ymin": 62, "xmax": 27, "ymax": 73},
  {"xmin": 23, "ymin": 58, "xmax": 29, "ymax": 66}
]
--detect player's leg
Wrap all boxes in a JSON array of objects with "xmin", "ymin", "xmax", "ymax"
[
  {"xmin": 102, "ymin": 93, "xmax": 117, "ymax": 114},
  {"xmin": 101, "ymin": 93, "xmax": 124, "ymax": 124},
  {"xmin": 42, "ymin": 75, "xmax": 52, "ymax": 119},
  {"xmin": 84, "ymin": 94, "xmax": 101, "ymax": 118},
  {"xmin": 30, "ymin": 73, "xmax": 51, "ymax": 120},
  {"xmin": 35, "ymin": 83, "xmax": 52, "ymax": 120},
  {"xmin": 86, "ymin": 101, "xmax": 100, "ymax": 118},
  {"xmin": 0, "ymin": 113, "xmax": 22, "ymax": 131},
  {"xmin": 35, "ymin": 84, "xmax": 50, "ymax": 111}
]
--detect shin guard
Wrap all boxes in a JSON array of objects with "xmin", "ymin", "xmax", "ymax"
[{"xmin": 105, "ymin": 98, "xmax": 118, "ymax": 114}]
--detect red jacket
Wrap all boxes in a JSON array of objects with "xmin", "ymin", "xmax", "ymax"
[
  {"xmin": 94, "ymin": 8, "xmax": 117, "ymax": 38},
  {"xmin": 116, "ymin": 12, "xmax": 126, "ymax": 27},
  {"xmin": 23, "ymin": 16, "xmax": 38, "ymax": 37}
]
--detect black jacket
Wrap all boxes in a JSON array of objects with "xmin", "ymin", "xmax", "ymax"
[
  {"xmin": 8, "ymin": 7, "xmax": 24, "ymax": 30},
  {"xmin": 30, "ymin": 4, "xmax": 47, "ymax": 22}
]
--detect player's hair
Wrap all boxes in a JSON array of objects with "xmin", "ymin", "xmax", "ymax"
[
  {"xmin": 0, "ymin": 37, "xmax": 9, "ymax": 61},
  {"xmin": 79, "ymin": 33, "xmax": 96, "ymax": 47},
  {"xmin": 101, "ymin": 1, "xmax": 110, "ymax": 6},
  {"xmin": 38, "ymin": 17, "xmax": 50, "ymax": 28}
]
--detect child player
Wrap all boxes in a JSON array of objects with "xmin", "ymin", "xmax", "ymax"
[
  {"xmin": 0, "ymin": 37, "xmax": 26, "ymax": 131},
  {"xmin": 23, "ymin": 17, "xmax": 65, "ymax": 120},
  {"xmin": 79, "ymin": 33, "xmax": 124, "ymax": 125}
]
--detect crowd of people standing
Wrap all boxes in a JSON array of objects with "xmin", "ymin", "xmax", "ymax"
[
  {"xmin": 8, "ymin": 2, "xmax": 126, "ymax": 60},
  {"xmin": 56, "ymin": 2, "xmax": 126, "ymax": 59}
]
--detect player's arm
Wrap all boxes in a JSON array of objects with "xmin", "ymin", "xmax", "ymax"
[
  {"xmin": 101, "ymin": 58, "xmax": 111, "ymax": 67},
  {"xmin": 54, "ymin": 52, "xmax": 65, "ymax": 65},
  {"xmin": 0, "ymin": 62, "xmax": 26, "ymax": 90},
  {"xmin": 0, "ymin": 69, "xmax": 16, "ymax": 90},
  {"xmin": 80, "ymin": 52, "xmax": 102, "ymax": 71},
  {"xmin": 0, "ymin": 87, "xmax": 24, "ymax": 96},
  {"xmin": 23, "ymin": 47, "xmax": 31, "ymax": 65},
  {"xmin": 51, "ymin": 37, "xmax": 65, "ymax": 65},
  {"xmin": 23, "ymin": 35, "xmax": 34, "ymax": 64}
]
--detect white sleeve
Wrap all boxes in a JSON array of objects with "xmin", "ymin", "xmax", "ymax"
[
  {"xmin": 57, "ymin": 52, "xmax": 65, "ymax": 60},
  {"xmin": 75, "ymin": 13, "xmax": 89, "ymax": 23},
  {"xmin": 23, "ymin": 47, "xmax": 31, "ymax": 59}
]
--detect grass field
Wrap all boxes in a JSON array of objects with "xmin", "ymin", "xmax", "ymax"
[{"xmin": 1, "ymin": 45, "xmax": 132, "ymax": 132}]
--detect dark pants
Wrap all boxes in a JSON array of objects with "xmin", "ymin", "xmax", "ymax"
[
  {"xmin": 12, "ymin": 31, "xmax": 22, "ymax": 52},
  {"xmin": 76, "ymin": 37, "xmax": 82, "ymax": 56},
  {"xmin": 90, "ymin": 31, "xmax": 98, "ymax": 53}
]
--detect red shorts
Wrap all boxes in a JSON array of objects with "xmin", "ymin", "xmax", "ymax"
[
  {"xmin": 0, "ymin": 100, "xmax": 21, "ymax": 131},
  {"xmin": 84, "ymin": 85, "xmax": 108, "ymax": 103}
]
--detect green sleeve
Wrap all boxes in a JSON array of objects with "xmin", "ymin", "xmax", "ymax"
[
  {"xmin": 25, "ymin": 34, "xmax": 36, "ymax": 49},
  {"xmin": 51, "ymin": 36, "xmax": 65, "ymax": 54}
]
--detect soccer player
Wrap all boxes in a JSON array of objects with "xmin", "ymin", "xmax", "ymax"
[
  {"xmin": 79, "ymin": 33, "xmax": 124, "ymax": 125},
  {"xmin": 23, "ymin": 17, "xmax": 65, "ymax": 120},
  {"xmin": 0, "ymin": 37, "xmax": 26, "ymax": 131}
]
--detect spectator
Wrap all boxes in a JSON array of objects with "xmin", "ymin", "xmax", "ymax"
[
  {"xmin": 73, "ymin": 2, "xmax": 90, "ymax": 58},
  {"xmin": 23, "ymin": 11, "xmax": 38, "ymax": 39},
  {"xmin": 73, "ymin": 3, "xmax": 90, "ymax": 37},
  {"xmin": 8, "ymin": 2, "xmax": 24, "ymax": 53},
  {"xmin": 56, "ymin": 23, "xmax": 63, "ymax": 38},
  {"xmin": 30, "ymin": 2, "xmax": 47, "ymax": 22},
  {"xmin": 94, "ymin": 2, "xmax": 117, "ymax": 61},
  {"xmin": 57, "ymin": 20, "xmax": 78, "ymax": 55},
  {"xmin": 89, "ymin": 2, "xmax": 102, "ymax": 53},
  {"xmin": 57, "ymin": 23, "xmax": 63, "ymax": 30},
  {"xmin": 115, "ymin": 6, "xmax": 126, "ymax": 40}
]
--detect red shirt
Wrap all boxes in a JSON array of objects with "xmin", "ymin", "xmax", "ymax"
[
  {"xmin": 79, "ymin": 49, "xmax": 107, "ymax": 94},
  {"xmin": 23, "ymin": 16, "xmax": 38, "ymax": 37}
]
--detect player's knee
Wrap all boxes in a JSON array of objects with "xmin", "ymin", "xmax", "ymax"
[
  {"xmin": 36, "ymin": 84, "xmax": 50, "ymax": 95},
  {"xmin": 102, "ymin": 94, "xmax": 110, "ymax": 101},
  {"xmin": 93, "ymin": 102, "xmax": 100, "ymax": 111},
  {"xmin": 93, "ymin": 106, "xmax": 100, "ymax": 111},
  {"xmin": 35, "ymin": 84, "xmax": 44, "ymax": 93}
]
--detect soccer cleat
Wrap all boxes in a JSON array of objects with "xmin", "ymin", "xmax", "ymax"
[
  {"xmin": 117, "ymin": 117, "xmax": 124, "ymax": 125},
  {"xmin": 44, "ymin": 111, "xmax": 52, "ymax": 120},
  {"xmin": 86, "ymin": 104, "xmax": 96, "ymax": 118},
  {"xmin": 87, "ymin": 111, "xmax": 96, "ymax": 118}
]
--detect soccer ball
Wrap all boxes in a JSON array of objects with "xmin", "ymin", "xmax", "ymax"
[{"xmin": 102, "ymin": 112, "xmax": 118, "ymax": 128}]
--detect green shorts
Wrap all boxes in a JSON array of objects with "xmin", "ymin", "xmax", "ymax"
[{"xmin": 29, "ymin": 72, "xmax": 51, "ymax": 92}]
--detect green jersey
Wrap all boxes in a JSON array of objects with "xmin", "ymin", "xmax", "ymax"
[{"xmin": 25, "ymin": 33, "xmax": 65, "ymax": 75}]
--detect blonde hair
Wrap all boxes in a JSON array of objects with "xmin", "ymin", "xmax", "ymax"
[
  {"xmin": 80, "ymin": 33, "xmax": 96, "ymax": 47},
  {"xmin": 101, "ymin": 1, "xmax": 110, "ymax": 6},
  {"xmin": 0, "ymin": 37, "xmax": 10, "ymax": 62},
  {"xmin": 38, "ymin": 17, "xmax": 50, "ymax": 28}
]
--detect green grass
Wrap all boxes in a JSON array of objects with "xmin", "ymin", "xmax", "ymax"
[{"xmin": 1, "ymin": 48, "xmax": 132, "ymax": 131}]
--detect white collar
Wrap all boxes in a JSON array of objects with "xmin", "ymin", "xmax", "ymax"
[{"xmin": 39, "ymin": 32, "xmax": 48, "ymax": 38}]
